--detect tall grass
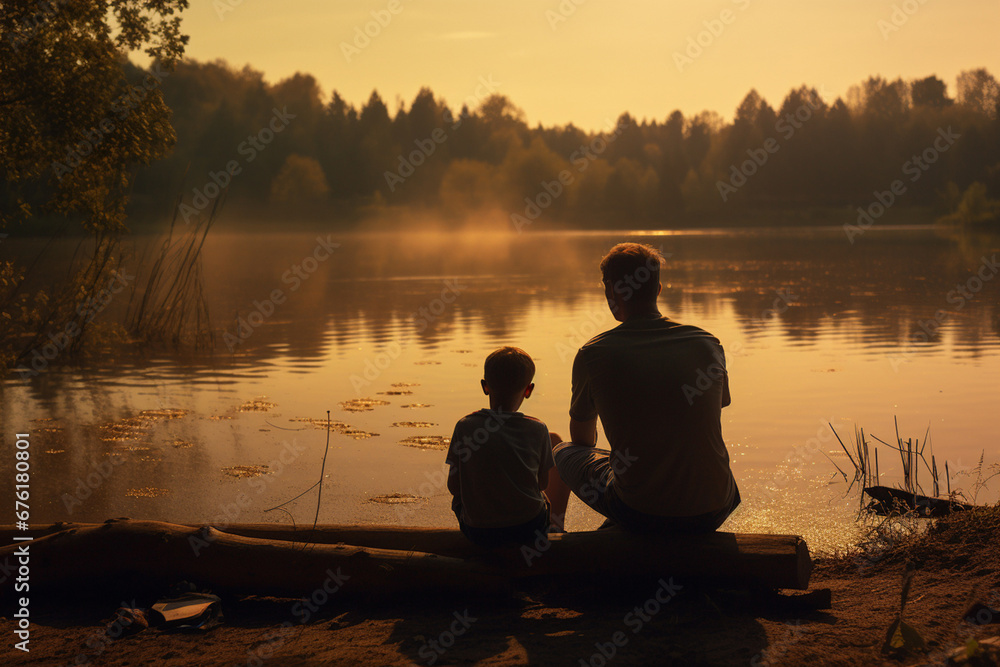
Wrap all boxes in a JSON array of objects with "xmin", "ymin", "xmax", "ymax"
[{"xmin": 125, "ymin": 193, "xmax": 220, "ymax": 348}]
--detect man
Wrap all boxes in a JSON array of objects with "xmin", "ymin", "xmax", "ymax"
[{"xmin": 547, "ymin": 242, "xmax": 739, "ymax": 533}]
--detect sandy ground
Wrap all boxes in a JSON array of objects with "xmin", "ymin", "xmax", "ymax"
[{"xmin": 3, "ymin": 508, "xmax": 999, "ymax": 667}]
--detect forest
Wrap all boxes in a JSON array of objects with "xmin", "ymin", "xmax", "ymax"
[{"xmin": 114, "ymin": 61, "xmax": 1000, "ymax": 229}]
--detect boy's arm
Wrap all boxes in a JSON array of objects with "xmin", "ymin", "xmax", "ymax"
[
  {"xmin": 445, "ymin": 420, "xmax": 466, "ymax": 498},
  {"xmin": 538, "ymin": 429, "xmax": 556, "ymax": 491}
]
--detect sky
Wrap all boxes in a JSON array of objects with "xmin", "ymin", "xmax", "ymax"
[{"xmin": 176, "ymin": 0, "xmax": 1000, "ymax": 131}]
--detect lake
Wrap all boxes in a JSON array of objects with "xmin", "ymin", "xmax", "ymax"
[{"xmin": 3, "ymin": 225, "xmax": 999, "ymax": 555}]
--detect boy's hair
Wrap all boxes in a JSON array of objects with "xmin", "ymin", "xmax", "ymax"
[
  {"xmin": 600, "ymin": 242, "xmax": 664, "ymax": 304},
  {"xmin": 484, "ymin": 347, "xmax": 535, "ymax": 399}
]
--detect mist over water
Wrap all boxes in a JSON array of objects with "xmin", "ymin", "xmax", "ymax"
[{"xmin": 2, "ymin": 225, "xmax": 998, "ymax": 553}]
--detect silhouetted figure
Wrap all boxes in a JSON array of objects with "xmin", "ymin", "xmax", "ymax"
[{"xmin": 547, "ymin": 243, "xmax": 740, "ymax": 532}]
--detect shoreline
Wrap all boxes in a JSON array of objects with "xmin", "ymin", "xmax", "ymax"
[{"xmin": 3, "ymin": 506, "xmax": 998, "ymax": 666}]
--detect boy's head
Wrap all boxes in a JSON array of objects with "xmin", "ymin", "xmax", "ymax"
[{"xmin": 482, "ymin": 346, "xmax": 535, "ymax": 407}]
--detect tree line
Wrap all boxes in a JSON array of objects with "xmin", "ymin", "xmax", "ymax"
[{"xmin": 125, "ymin": 61, "xmax": 1000, "ymax": 228}]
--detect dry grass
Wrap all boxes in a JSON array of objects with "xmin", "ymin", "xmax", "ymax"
[{"xmin": 821, "ymin": 503, "xmax": 1000, "ymax": 575}]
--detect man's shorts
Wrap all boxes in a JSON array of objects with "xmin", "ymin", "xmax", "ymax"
[{"xmin": 553, "ymin": 442, "xmax": 740, "ymax": 534}]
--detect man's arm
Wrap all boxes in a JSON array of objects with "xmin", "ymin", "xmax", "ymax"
[
  {"xmin": 569, "ymin": 416, "xmax": 598, "ymax": 447},
  {"xmin": 722, "ymin": 370, "xmax": 732, "ymax": 408},
  {"xmin": 447, "ymin": 463, "xmax": 460, "ymax": 496}
]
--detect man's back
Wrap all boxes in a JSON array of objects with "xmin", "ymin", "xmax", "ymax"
[{"xmin": 569, "ymin": 314, "xmax": 736, "ymax": 517}]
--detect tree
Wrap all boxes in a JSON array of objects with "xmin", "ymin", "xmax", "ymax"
[
  {"xmin": 269, "ymin": 154, "xmax": 330, "ymax": 205},
  {"xmin": 1, "ymin": 0, "xmax": 188, "ymax": 232},
  {"xmin": 911, "ymin": 76, "xmax": 952, "ymax": 109},
  {"xmin": 0, "ymin": 0, "xmax": 188, "ymax": 368},
  {"xmin": 957, "ymin": 69, "xmax": 999, "ymax": 118}
]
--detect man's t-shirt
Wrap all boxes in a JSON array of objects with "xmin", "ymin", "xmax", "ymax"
[
  {"xmin": 446, "ymin": 409, "xmax": 554, "ymax": 529},
  {"xmin": 569, "ymin": 315, "xmax": 736, "ymax": 517}
]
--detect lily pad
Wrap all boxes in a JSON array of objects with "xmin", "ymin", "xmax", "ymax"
[
  {"xmin": 221, "ymin": 465, "xmax": 270, "ymax": 478},
  {"xmin": 399, "ymin": 435, "xmax": 448, "ymax": 450}
]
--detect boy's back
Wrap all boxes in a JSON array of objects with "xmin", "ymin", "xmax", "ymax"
[{"xmin": 446, "ymin": 409, "xmax": 553, "ymax": 529}]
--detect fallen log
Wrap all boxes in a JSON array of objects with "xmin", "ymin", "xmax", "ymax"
[
  {"xmin": 0, "ymin": 520, "xmax": 506, "ymax": 601},
  {"xmin": 1, "ymin": 520, "xmax": 812, "ymax": 594}
]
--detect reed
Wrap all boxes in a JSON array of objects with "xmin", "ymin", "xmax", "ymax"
[
  {"xmin": 829, "ymin": 423, "xmax": 876, "ymax": 494},
  {"xmin": 125, "ymin": 191, "xmax": 219, "ymax": 347},
  {"xmin": 829, "ymin": 419, "xmax": 966, "ymax": 517}
]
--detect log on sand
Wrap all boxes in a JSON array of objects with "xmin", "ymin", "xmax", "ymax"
[
  {"xmin": 0, "ymin": 521, "xmax": 505, "ymax": 600},
  {"xmin": 1, "ymin": 521, "xmax": 812, "ymax": 597}
]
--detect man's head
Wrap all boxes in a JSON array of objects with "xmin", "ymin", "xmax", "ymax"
[
  {"xmin": 600, "ymin": 243, "xmax": 664, "ymax": 320},
  {"xmin": 482, "ymin": 346, "xmax": 535, "ymax": 408}
]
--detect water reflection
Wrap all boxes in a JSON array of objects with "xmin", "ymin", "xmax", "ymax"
[{"xmin": 2, "ymin": 227, "xmax": 998, "ymax": 552}]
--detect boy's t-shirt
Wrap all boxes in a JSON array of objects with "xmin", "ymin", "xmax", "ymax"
[{"xmin": 446, "ymin": 409, "xmax": 554, "ymax": 529}]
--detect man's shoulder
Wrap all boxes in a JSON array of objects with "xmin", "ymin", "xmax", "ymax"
[
  {"xmin": 580, "ymin": 318, "xmax": 722, "ymax": 349},
  {"xmin": 578, "ymin": 323, "xmax": 624, "ymax": 352},
  {"xmin": 664, "ymin": 321, "xmax": 722, "ymax": 345}
]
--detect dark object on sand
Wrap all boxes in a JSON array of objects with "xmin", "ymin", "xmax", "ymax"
[
  {"xmin": 965, "ymin": 601, "xmax": 1000, "ymax": 626},
  {"xmin": 106, "ymin": 606, "xmax": 151, "ymax": 637},
  {"xmin": 863, "ymin": 485, "xmax": 975, "ymax": 517},
  {"xmin": 151, "ymin": 592, "xmax": 223, "ymax": 630}
]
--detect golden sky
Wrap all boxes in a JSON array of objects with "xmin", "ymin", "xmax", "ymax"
[{"xmin": 183, "ymin": 0, "xmax": 1000, "ymax": 130}]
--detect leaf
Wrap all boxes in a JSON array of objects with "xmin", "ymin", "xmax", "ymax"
[{"xmin": 881, "ymin": 615, "xmax": 928, "ymax": 655}]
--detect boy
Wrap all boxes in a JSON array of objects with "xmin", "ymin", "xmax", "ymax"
[{"xmin": 446, "ymin": 346, "xmax": 560, "ymax": 547}]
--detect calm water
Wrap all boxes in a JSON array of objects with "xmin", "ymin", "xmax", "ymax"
[{"xmin": 3, "ymin": 226, "xmax": 999, "ymax": 554}]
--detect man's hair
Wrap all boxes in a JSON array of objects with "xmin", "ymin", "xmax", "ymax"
[
  {"xmin": 484, "ymin": 346, "xmax": 535, "ymax": 399},
  {"xmin": 600, "ymin": 242, "xmax": 664, "ymax": 304}
]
